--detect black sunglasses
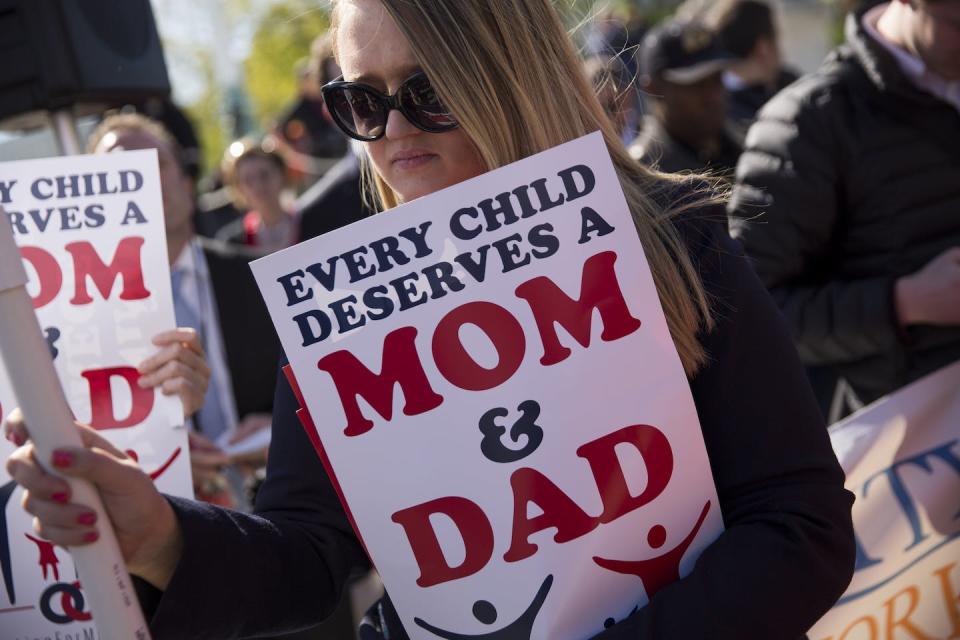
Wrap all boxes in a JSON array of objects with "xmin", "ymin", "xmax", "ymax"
[{"xmin": 321, "ymin": 71, "xmax": 459, "ymax": 142}]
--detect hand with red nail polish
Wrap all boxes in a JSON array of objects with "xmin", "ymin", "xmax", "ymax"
[
  {"xmin": 5, "ymin": 410, "xmax": 183, "ymax": 590},
  {"xmin": 52, "ymin": 450, "xmax": 74, "ymax": 469}
]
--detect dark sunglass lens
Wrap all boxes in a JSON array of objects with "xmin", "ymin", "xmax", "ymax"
[
  {"xmin": 400, "ymin": 75, "xmax": 457, "ymax": 131},
  {"xmin": 330, "ymin": 87, "xmax": 386, "ymax": 139}
]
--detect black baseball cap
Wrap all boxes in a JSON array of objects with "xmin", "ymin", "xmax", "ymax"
[{"xmin": 640, "ymin": 20, "xmax": 737, "ymax": 85}]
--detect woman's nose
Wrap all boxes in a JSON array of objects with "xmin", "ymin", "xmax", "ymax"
[{"xmin": 384, "ymin": 108, "xmax": 419, "ymax": 141}]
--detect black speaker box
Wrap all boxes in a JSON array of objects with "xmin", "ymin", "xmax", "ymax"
[{"xmin": 0, "ymin": 0, "xmax": 170, "ymax": 127}]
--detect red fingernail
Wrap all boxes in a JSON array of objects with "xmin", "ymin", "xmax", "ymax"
[
  {"xmin": 51, "ymin": 492, "xmax": 69, "ymax": 504},
  {"xmin": 52, "ymin": 451, "xmax": 74, "ymax": 469},
  {"xmin": 77, "ymin": 512, "xmax": 97, "ymax": 526},
  {"xmin": 83, "ymin": 531, "xmax": 99, "ymax": 543}
]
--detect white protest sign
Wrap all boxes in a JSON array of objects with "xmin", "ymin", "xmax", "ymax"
[
  {"xmin": 0, "ymin": 150, "xmax": 191, "ymax": 638},
  {"xmin": 252, "ymin": 132, "xmax": 723, "ymax": 639},
  {"xmin": 809, "ymin": 361, "xmax": 960, "ymax": 640}
]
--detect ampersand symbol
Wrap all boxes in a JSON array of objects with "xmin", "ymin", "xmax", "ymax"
[
  {"xmin": 44, "ymin": 327, "xmax": 61, "ymax": 360},
  {"xmin": 479, "ymin": 400, "xmax": 544, "ymax": 463}
]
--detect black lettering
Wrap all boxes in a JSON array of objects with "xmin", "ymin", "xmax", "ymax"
[
  {"xmin": 84, "ymin": 204, "xmax": 106, "ymax": 228},
  {"xmin": 341, "ymin": 246, "xmax": 376, "ymax": 283},
  {"xmin": 363, "ymin": 285, "xmax": 395, "ymax": 320},
  {"xmin": 330, "ymin": 295, "xmax": 367, "ymax": 333},
  {"xmin": 451, "ymin": 207, "xmax": 482, "ymax": 240},
  {"xmin": 530, "ymin": 177, "xmax": 565, "ymax": 212},
  {"xmin": 119, "ymin": 170, "xmax": 144, "ymax": 193},
  {"xmin": 27, "ymin": 208, "xmax": 55, "ymax": 232},
  {"xmin": 0, "ymin": 179, "xmax": 16, "ymax": 204},
  {"xmin": 477, "ymin": 192, "xmax": 519, "ymax": 233},
  {"xmin": 492, "ymin": 233, "xmax": 531, "ymax": 273},
  {"xmin": 56, "ymin": 175, "xmax": 81, "ymax": 199},
  {"xmin": 454, "ymin": 245, "xmax": 491, "ymax": 283},
  {"xmin": 31, "ymin": 178, "xmax": 54, "ymax": 200},
  {"xmin": 558, "ymin": 164, "xmax": 596, "ymax": 201},
  {"xmin": 390, "ymin": 272, "xmax": 428, "ymax": 311},
  {"xmin": 529, "ymin": 223, "xmax": 560, "ymax": 258},
  {"xmin": 512, "ymin": 184, "xmax": 539, "ymax": 218},
  {"xmin": 398, "ymin": 221, "xmax": 433, "ymax": 258},
  {"xmin": 120, "ymin": 201, "xmax": 148, "ymax": 225},
  {"xmin": 422, "ymin": 262, "xmax": 466, "ymax": 300},
  {"xmin": 7, "ymin": 210, "xmax": 27, "ymax": 234},
  {"xmin": 97, "ymin": 172, "xmax": 118, "ymax": 195},
  {"xmin": 277, "ymin": 270, "xmax": 314, "ymax": 306},
  {"xmin": 304, "ymin": 257, "xmax": 340, "ymax": 292},
  {"xmin": 293, "ymin": 309, "xmax": 332, "ymax": 346},
  {"xmin": 578, "ymin": 206, "xmax": 615, "ymax": 244},
  {"xmin": 369, "ymin": 235, "xmax": 411, "ymax": 272},
  {"xmin": 59, "ymin": 206, "xmax": 82, "ymax": 231}
]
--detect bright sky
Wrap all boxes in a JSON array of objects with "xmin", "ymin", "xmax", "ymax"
[{"xmin": 150, "ymin": 0, "xmax": 280, "ymax": 104}]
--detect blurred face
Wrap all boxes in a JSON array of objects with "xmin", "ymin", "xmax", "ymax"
[
  {"xmin": 910, "ymin": 0, "xmax": 960, "ymax": 80},
  {"xmin": 335, "ymin": 0, "xmax": 487, "ymax": 203},
  {"xmin": 95, "ymin": 128, "xmax": 194, "ymax": 237},
  {"xmin": 656, "ymin": 72, "xmax": 728, "ymax": 147},
  {"xmin": 234, "ymin": 155, "xmax": 285, "ymax": 212}
]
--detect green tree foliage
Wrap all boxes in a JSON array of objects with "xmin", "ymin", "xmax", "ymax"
[{"xmin": 244, "ymin": 1, "xmax": 329, "ymax": 129}]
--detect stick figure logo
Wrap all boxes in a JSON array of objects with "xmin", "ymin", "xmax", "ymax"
[
  {"xmin": 414, "ymin": 574, "xmax": 553, "ymax": 639},
  {"xmin": 25, "ymin": 533, "xmax": 61, "ymax": 581}
]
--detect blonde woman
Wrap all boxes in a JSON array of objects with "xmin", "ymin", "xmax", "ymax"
[{"xmin": 6, "ymin": 1, "xmax": 854, "ymax": 638}]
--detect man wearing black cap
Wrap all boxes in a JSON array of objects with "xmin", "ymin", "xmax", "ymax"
[{"xmin": 629, "ymin": 20, "xmax": 742, "ymax": 175}]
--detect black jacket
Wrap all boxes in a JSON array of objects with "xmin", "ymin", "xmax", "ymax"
[
  {"xmin": 295, "ymin": 151, "xmax": 373, "ymax": 243},
  {"xmin": 629, "ymin": 117, "xmax": 742, "ymax": 177},
  {"xmin": 728, "ymin": 8, "xmax": 960, "ymax": 404},
  {"xmin": 138, "ymin": 195, "xmax": 855, "ymax": 639},
  {"xmin": 726, "ymin": 68, "xmax": 800, "ymax": 144}
]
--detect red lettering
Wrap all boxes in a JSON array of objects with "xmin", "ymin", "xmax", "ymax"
[
  {"xmin": 432, "ymin": 301, "xmax": 526, "ymax": 391},
  {"xmin": 65, "ymin": 237, "xmax": 150, "ymax": 305},
  {"xmin": 515, "ymin": 251, "xmax": 641, "ymax": 366},
  {"xmin": 81, "ymin": 367, "xmax": 154, "ymax": 429},
  {"xmin": 503, "ymin": 467, "xmax": 599, "ymax": 563},
  {"xmin": 19, "ymin": 246, "xmax": 62, "ymax": 309},
  {"xmin": 391, "ymin": 496, "xmax": 494, "ymax": 588},
  {"xmin": 577, "ymin": 424, "xmax": 673, "ymax": 523},
  {"xmin": 318, "ymin": 326, "xmax": 443, "ymax": 437}
]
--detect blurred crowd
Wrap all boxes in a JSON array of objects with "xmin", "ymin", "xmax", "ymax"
[
  {"xmin": 5, "ymin": 0, "xmax": 959, "ymax": 637},
  {"xmin": 82, "ymin": 0, "xmax": 960, "ymax": 505}
]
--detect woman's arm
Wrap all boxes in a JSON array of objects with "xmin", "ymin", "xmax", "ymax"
[{"xmin": 144, "ymin": 358, "xmax": 368, "ymax": 639}]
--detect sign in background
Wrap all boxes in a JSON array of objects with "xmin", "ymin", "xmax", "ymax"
[
  {"xmin": 810, "ymin": 361, "xmax": 960, "ymax": 640},
  {"xmin": 253, "ymin": 132, "xmax": 723, "ymax": 639},
  {"xmin": 0, "ymin": 151, "xmax": 191, "ymax": 639}
]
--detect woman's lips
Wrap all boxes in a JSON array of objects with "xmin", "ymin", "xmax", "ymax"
[{"xmin": 392, "ymin": 151, "xmax": 437, "ymax": 170}]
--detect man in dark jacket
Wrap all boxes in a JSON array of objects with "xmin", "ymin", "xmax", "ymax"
[
  {"xmin": 629, "ymin": 20, "xmax": 742, "ymax": 175},
  {"xmin": 87, "ymin": 114, "xmax": 279, "ymax": 495},
  {"xmin": 728, "ymin": 0, "xmax": 960, "ymax": 412}
]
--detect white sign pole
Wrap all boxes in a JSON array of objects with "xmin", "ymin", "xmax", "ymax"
[{"xmin": 0, "ymin": 211, "xmax": 151, "ymax": 640}]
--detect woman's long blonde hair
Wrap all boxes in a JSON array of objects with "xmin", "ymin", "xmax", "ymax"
[{"xmin": 331, "ymin": 0, "xmax": 715, "ymax": 375}]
